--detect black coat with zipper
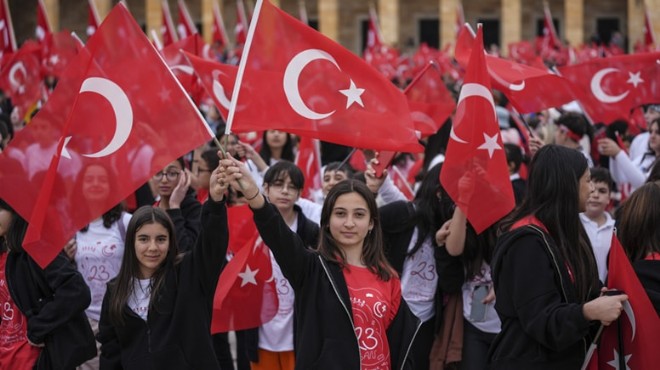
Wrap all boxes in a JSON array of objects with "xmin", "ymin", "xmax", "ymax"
[
  {"xmin": 97, "ymin": 199, "xmax": 229, "ymax": 370},
  {"xmin": 252, "ymin": 201, "xmax": 421, "ymax": 370},
  {"xmin": 488, "ymin": 224, "xmax": 596, "ymax": 369}
]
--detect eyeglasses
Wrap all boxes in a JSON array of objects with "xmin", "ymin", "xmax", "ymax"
[
  {"xmin": 153, "ymin": 171, "xmax": 181, "ymax": 181},
  {"xmin": 269, "ymin": 181, "xmax": 299, "ymax": 193}
]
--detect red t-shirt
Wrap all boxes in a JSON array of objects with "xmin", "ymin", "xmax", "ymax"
[
  {"xmin": 343, "ymin": 265, "xmax": 401, "ymax": 370},
  {"xmin": 0, "ymin": 253, "xmax": 41, "ymax": 368}
]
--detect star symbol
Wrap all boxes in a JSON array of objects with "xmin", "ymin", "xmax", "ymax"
[
  {"xmin": 237, "ymin": 264, "xmax": 259, "ymax": 287},
  {"xmin": 339, "ymin": 79, "xmax": 365, "ymax": 109},
  {"xmin": 49, "ymin": 54, "xmax": 60, "ymax": 65},
  {"xmin": 477, "ymin": 132, "xmax": 502, "ymax": 158},
  {"xmin": 626, "ymin": 71, "xmax": 644, "ymax": 88},
  {"xmin": 606, "ymin": 349, "xmax": 631, "ymax": 370},
  {"xmin": 157, "ymin": 88, "xmax": 172, "ymax": 102}
]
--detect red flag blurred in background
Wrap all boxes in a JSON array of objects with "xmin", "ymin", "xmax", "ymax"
[
  {"xmin": 184, "ymin": 51, "xmax": 237, "ymax": 121},
  {"xmin": 404, "ymin": 61, "xmax": 455, "ymax": 137},
  {"xmin": 294, "ymin": 136, "xmax": 322, "ymax": 201},
  {"xmin": 160, "ymin": 33, "xmax": 208, "ymax": 103},
  {"xmin": 0, "ymin": 3, "xmax": 212, "ymax": 268},
  {"xmin": 0, "ymin": 41, "xmax": 43, "ymax": 115},
  {"xmin": 440, "ymin": 25, "xmax": 514, "ymax": 233},
  {"xmin": 36, "ymin": 0, "xmax": 53, "ymax": 41}
]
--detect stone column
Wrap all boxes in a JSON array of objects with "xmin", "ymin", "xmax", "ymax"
[
  {"xmin": 319, "ymin": 0, "xmax": 339, "ymax": 42},
  {"xmin": 145, "ymin": 0, "xmax": 162, "ymax": 43},
  {"xmin": 91, "ymin": 0, "xmax": 111, "ymax": 19},
  {"xmin": 379, "ymin": 0, "xmax": 399, "ymax": 46},
  {"xmin": 440, "ymin": 0, "xmax": 458, "ymax": 54},
  {"xmin": 564, "ymin": 0, "xmax": 584, "ymax": 48},
  {"xmin": 649, "ymin": 0, "xmax": 660, "ymax": 49},
  {"xmin": 43, "ymin": 0, "xmax": 59, "ymax": 31},
  {"xmin": 501, "ymin": 0, "xmax": 522, "ymax": 57},
  {"xmin": 202, "ymin": 0, "xmax": 214, "ymax": 44}
]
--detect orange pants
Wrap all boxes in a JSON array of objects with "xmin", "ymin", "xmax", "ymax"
[{"xmin": 250, "ymin": 349, "xmax": 295, "ymax": 370}]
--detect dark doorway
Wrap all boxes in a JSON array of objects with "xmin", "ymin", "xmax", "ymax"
[
  {"xmin": 536, "ymin": 18, "xmax": 561, "ymax": 38},
  {"xmin": 597, "ymin": 18, "xmax": 621, "ymax": 45},
  {"xmin": 478, "ymin": 19, "xmax": 500, "ymax": 48},
  {"xmin": 419, "ymin": 18, "xmax": 439, "ymax": 48}
]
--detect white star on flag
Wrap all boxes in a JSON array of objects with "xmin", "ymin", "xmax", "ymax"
[
  {"xmin": 626, "ymin": 71, "xmax": 643, "ymax": 88},
  {"xmin": 477, "ymin": 132, "xmax": 502, "ymax": 158},
  {"xmin": 237, "ymin": 264, "xmax": 259, "ymax": 287},
  {"xmin": 606, "ymin": 349, "xmax": 632, "ymax": 370},
  {"xmin": 339, "ymin": 79, "xmax": 365, "ymax": 109}
]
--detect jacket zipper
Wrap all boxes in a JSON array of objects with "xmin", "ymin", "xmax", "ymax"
[
  {"xmin": 319, "ymin": 256, "xmax": 362, "ymax": 370},
  {"xmin": 399, "ymin": 319, "xmax": 422, "ymax": 370}
]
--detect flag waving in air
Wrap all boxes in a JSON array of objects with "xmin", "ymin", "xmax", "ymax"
[
  {"xmin": 0, "ymin": 3, "xmax": 212, "ymax": 268},
  {"xmin": 36, "ymin": 0, "xmax": 53, "ymax": 41},
  {"xmin": 440, "ymin": 25, "xmax": 514, "ymax": 234},
  {"xmin": 226, "ymin": 0, "xmax": 422, "ymax": 153}
]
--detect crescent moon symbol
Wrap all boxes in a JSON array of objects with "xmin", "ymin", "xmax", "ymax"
[
  {"xmin": 170, "ymin": 64, "xmax": 194, "ymax": 75},
  {"xmin": 62, "ymin": 77, "xmax": 133, "ymax": 159},
  {"xmin": 211, "ymin": 70, "xmax": 232, "ymax": 110},
  {"xmin": 622, "ymin": 300, "xmax": 636, "ymax": 341},
  {"xmin": 489, "ymin": 68, "xmax": 526, "ymax": 92},
  {"xmin": 451, "ymin": 83, "xmax": 496, "ymax": 144},
  {"xmin": 590, "ymin": 68, "xmax": 629, "ymax": 103},
  {"xmin": 283, "ymin": 49, "xmax": 339, "ymax": 120},
  {"xmin": 8, "ymin": 62, "xmax": 26, "ymax": 91}
]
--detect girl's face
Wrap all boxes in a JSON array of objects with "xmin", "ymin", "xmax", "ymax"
[
  {"xmin": 578, "ymin": 169, "xmax": 594, "ymax": 213},
  {"xmin": 264, "ymin": 174, "xmax": 299, "ymax": 213},
  {"xmin": 154, "ymin": 160, "xmax": 183, "ymax": 197},
  {"xmin": 322, "ymin": 170, "xmax": 348, "ymax": 195},
  {"xmin": 135, "ymin": 222, "xmax": 170, "ymax": 279},
  {"xmin": 82, "ymin": 165, "xmax": 111, "ymax": 203},
  {"xmin": 329, "ymin": 192, "xmax": 373, "ymax": 253},
  {"xmin": 0, "ymin": 209, "xmax": 12, "ymax": 238},
  {"xmin": 649, "ymin": 122, "xmax": 659, "ymax": 155},
  {"xmin": 196, "ymin": 160, "xmax": 213, "ymax": 191},
  {"xmin": 265, "ymin": 130, "xmax": 287, "ymax": 150}
]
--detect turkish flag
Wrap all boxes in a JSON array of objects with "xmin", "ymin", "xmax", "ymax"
[
  {"xmin": 40, "ymin": 30, "xmax": 80, "ymax": 79},
  {"xmin": 211, "ymin": 1, "xmax": 230, "ymax": 49},
  {"xmin": 184, "ymin": 51, "xmax": 237, "ymax": 121},
  {"xmin": 592, "ymin": 235, "xmax": 660, "ymax": 369},
  {"xmin": 160, "ymin": 0, "xmax": 178, "ymax": 46},
  {"xmin": 235, "ymin": 0, "xmax": 249, "ymax": 46},
  {"xmin": 0, "ymin": 3, "xmax": 212, "ymax": 268},
  {"xmin": 0, "ymin": 0, "xmax": 16, "ymax": 57},
  {"xmin": 405, "ymin": 61, "xmax": 455, "ymax": 137},
  {"xmin": 440, "ymin": 26, "xmax": 514, "ymax": 234},
  {"xmin": 36, "ymin": 0, "xmax": 52, "ymax": 41},
  {"xmin": 456, "ymin": 24, "xmax": 574, "ymax": 114},
  {"xmin": 558, "ymin": 52, "xmax": 660, "ymax": 125},
  {"xmin": 540, "ymin": 2, "xmax": 562, "ymax": 52},
  {"xmin": 390, "ymin": 166, "xmax": 415, "ymax": 201},
  {"xmin": 227, "ymin": 0, "xmax": 422, "ymax": 153},
  {"xmin": 0, "ymin": 41, "xmax": 43, "ymax": 115},
  {"xmin": 160, "ymin": 34, "xmax": 208, "ymax": 102},
  {"xmin": 87, "ymin": 0, "xmax": 100, "ymax": 37},
  {"xmin": 294, "ymin": 136, "xmax": 322, "ymax": 201},
  {"xmin": 643, "ymin": 7, "xmax": 656, "ymax": 49},
  {"xmin": 212, "ymin": 205, "xmax": 278, "ymax": 333},
  {"xmin": 176, "ymin": 0, "xmax": 198, "ymax": 39}
]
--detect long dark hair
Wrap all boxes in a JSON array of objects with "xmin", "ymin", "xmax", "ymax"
[
  {"xmin": 259, "ymin": 130, "xmax": 295, "ymax": 164},
  {"xmin": 318, "ymin": 180, "xmax": 395, "ymax": 281},
  {"xmin": 500, "ymin": 145, "xmax": 598, "ymax": 301},
  {"xmin": 0, "ymin": 199, "xmax": 28, "ymax": 254},
  {"xmin": 617, "ymin": 183, "xmax": 660, "ymax": 261},
  {"xmin": 109, "ymin": 206, "xmax": 180, "ymax": 325}
]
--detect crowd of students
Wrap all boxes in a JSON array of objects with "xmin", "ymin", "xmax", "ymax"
[{"xmin": 1, "ymin": 75, "xmax": 660, "ymax": 370}]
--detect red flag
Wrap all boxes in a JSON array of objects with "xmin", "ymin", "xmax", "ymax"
[
  {"xmin": 366, "ymin": 5, "xmax": 383, "ymax": 50},
  {"xmin": 440, "ymin": 25, "xmax": 514, "ymax": 234},
  {"xmin": 405, "ymin": 61, "xmax": 455, "ymax": 137},
  {"xmin": 0, "ymin": 3, "xmax": 213, "ymax": 268},
  {"xmin": 176, "ymin": 0, "xmax": 198, "ymax": 39},
  {"xmin": 456, "ymin": 24, "xmax": 574, "ymax": 114},
  {"xmin": 36, "ymin": 0, "xmax": 52, "ymax": 42},
  {"xmin": 40, "ymin": 31, "xmax": 81, "ymax": 78},
  {"xmin": 211, "ymin": 1, "xmax": 230, "ymax": 50},
  {"xmin": 227, "ymin": 0, "xmax": 422, "ymax": 153},
  {"xmin": 184, "ymin": 51, "xmax": 237, "ymax": 121},
  {"xmin": 160, "ymin": 34, "xmax": 207, "ymax": 102},
  {"xmin": 558, "ymin": 52, "xmax": 660, "ymax": 125},
  {"xmin": 235, "ymin": 0, "xmax": 249, "ymax": 46},
  {"xmin": 643, "ymin": 6, "xmax": 656, "ymax": 49},
  {"xmin": 593, "ymin": 235, "xmax": 660, "ymax": 369},
  {"xmin": 541, "ymin": 2, "xmax": 561, "ymax": 51},
  {"xmin": 455, "ymin": 2, "xmax": 465, "ymax": 36},
  {"xmin": 212, "ymin": 205, "xmax": 278, "ymax": 333},
  {"xmin": 294, "ymin": 136, "xmax": 322, "ymax": 200},
  {"xmin": 390, "ymin": 166, "xmax": 414, "ymax": 201},
  {"xmin": 0, "ymin": 0, "xmax": 17, "ymax": 58},
  {"xmin": 0, "ymin": 41, "xmax": 42, "ymax": 115},
  {"xmin": 160, "ymin": 0, "xmax": 178, "ymax": 46},
  {"xmin": 87, "ymin": 0, "xmax": 101, "ymax": 37}
]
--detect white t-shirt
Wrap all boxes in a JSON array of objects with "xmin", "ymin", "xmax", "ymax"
[
  {"xmin": 75, "ymin": 213, "xmax": 132, "ymax": 320},
  {"xmin": 258, "ymin": 218, "xmax": 297, "ymax": 352},
  {"xmin": 462, "ymin": 262, "xmax": 501, "ymax": 334},
  {"xmin": 401, "ymin": 228, "xmax": 437, "ymax": 322},
  {"xmin": 580, "ymin": 212, "xmax": 615, "ymax": 283},
  {"xmin": 128, "ymin": 278, "xmax": 152, "ymax": 321}
]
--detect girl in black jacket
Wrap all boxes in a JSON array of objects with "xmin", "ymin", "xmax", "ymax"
[
  {"xmin": 97, "ymin": 162, "xmax": 230, "ymax": 369},
  {"xmin": 0, "ymin": 199, "xmax": 96, "ymax": 370},
  {"xmin": 219, "ymin": 156, "xmax": 420, "ymax": 370},
  {"xmin": 489, "ymin": 145, "xmax": 628, "ymax": 369}
]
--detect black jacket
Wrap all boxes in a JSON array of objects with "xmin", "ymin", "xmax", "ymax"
[
  {"xmin": 633, "ymin": 259, "xmax": 660, "ymax": 315},
  {"xmin": 7, "ymin": 250, "xmax": 96, "ymax": 370},
  {"xmin": 244, "ymin": 205, "xmax": 320, "ymax": 362},
  {"xmin": 165, "ymin": 188, "xmax": 201, "ymax": 253},
  {"xmin": 97, "ymin": 199, "xmax": 229, "ymax": 370},
  {"xmin": 489, "ymin": 225, "xmax": 594, "ymax": 369},
  {"xmin": 252, "ymin": 201, "xmax": 421, "ymax": 370},
  {"xmin": 379, "ymin": 200, "xmax": 464, "ymax": 332}
]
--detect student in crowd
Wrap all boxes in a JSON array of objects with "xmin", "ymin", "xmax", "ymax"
[
  {"xmin": 298, "ymin": 161, "xmax": 355, "ymax": 225},
  {"xmin": 62, "ymin": 162, "xmax": 133, "ymax": 370},
  {"xmin": 616, "ymin": 182, "xmax": 660, "ymax": 315},
  {"xmin": 579, "ymin": 167, "xmax": 615, "ymax": 284},
  {"xmin": 258, "ymin": 130, "xmax": 296, "ymax": 169},
  {"xmin": 218, "ymin": 155, "xmax": 420, "ymax": 370},
  {"xmin": 97, "ymin": 159, "xmax": 230, "ymax": 369},
  {"xmin": 151, "ymin": 157, "xmax": 201, "ymax": 252},
  {"xmin": 0, "ymin": 199, "xmax": 96, "ymax": 369},
  {"xmin": 629, "ymin": 104, "xmax": 660, "ymax": 161},
  {"xmin": 372, "ymin": 163, "xmax": 464, "ymax": 369},
  {"xmin": 554, "ymin": 112, "xmax": 594, "ymax": 167},
  {"xmin": 244, "ymin": 161, "xmax": 319, "ymax": 370},
  {"xmin": 503, "ymin": 143, "xmax": 526, "ymax": 205},
  {"xmin": 489, "ymin": 145, "xmax": 628, "ymax": 369}
]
